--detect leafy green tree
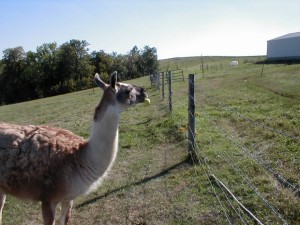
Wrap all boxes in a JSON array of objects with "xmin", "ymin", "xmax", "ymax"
[
  {"xmin": 110, "ymin": 52, "xmax": 128, "ymax": 81},
  {"xmin": 139, "ymin": 46, "xmax": 158, "ymax": 76},
  {"xmin": 126, "ymin": 46, "xmax": 140, "ymax": 79},
  {"xmin": 35, "ymin": 42, "xmax": 59, "ymax": 96},
  {"xmin": 21, "ymin": 51, "xmax": 40, "ymax": 98},
  {"xmin": 56, "ymin": 40, "xmax": 94, "ymax": 93},
  {"xmin": 0, "ymin": 60, "xmax": 4, "ymax": 75},
  {"xmin": 0, "ymin": 47, "xmax": 26, "ymax": 103},
  {"xmin": 90, "ymin": 50, "xmax": 113, "ymax": 82},
  {"xmin": 0, "ymin": 41, "xmax": 158, "ymax": 105},
  {"xmin": 2, "ymin": 46, "xmax": 25, "ymax": 74}
]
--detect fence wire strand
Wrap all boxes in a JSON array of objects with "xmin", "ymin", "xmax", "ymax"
[
  {"xmin": 198, "ymin": 84, "xmax": 300, "ymax": 142},
  {"xmin": 195, "ymin": 82, "xmax": 300, "ymax": 195},
  {"xmin": 205, "ymin": 114, "xmax": 291, "ymax": 225},
  {"xmin": 152, "ymin": 71, "xmax": 297, "ymax": 225}
]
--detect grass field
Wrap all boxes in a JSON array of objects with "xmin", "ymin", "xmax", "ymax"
[{"xmin": 0, "ymin": 56, "xmax": 299, "ymax": 224}]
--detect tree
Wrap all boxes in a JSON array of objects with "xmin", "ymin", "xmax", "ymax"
[
  {"xmin": 0, "ymin": 60, "xmax": 4, "ymax": 75},
  {"xmin": 35, "ymin": 42, "xmax": 59, "ymax": 96},
  {"xmin": 21, "ymin": 51, "xmax": 40, "ymax": 99},
  {"xmin": 126, "ymin": 46, "xmax": 140, "ymax": 79},
  {"xmin": 110, "ymin": 53, "xmax": 128, "ymax": 81},
  {"xmin": 0, "ymin": 41, "xmax": 159, "ymax": 105},
  {"xmin": 2, "ymin": 46, "xmax": 25, "ymax": 74},
  {"xmin": 56, "ymin": 40, "xmax": 94, "ymax": 93},
  {"xmin": 0, "ymin": 47, "xmax": 26, "ymax": 103},
  {"xmin": 139, "ymin": 46, "xmax": 158, "ymax": 76},
  {"xmin": 90, "ymin": 50, "xmax": 113, "ymax": 82}
]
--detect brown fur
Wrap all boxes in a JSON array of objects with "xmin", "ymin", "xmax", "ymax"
[{"xmin": 0, "ymin": 122, "xmax": 86, "ymax": 201}]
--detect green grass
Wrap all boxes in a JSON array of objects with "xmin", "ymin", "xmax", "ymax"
[
  {"xmin": 161, "ymin": 56, "xmax": 300, "ymax": 224},
  {"xmin": 0, "ymin": 56, "xmax": 299, "ymax": 224}
]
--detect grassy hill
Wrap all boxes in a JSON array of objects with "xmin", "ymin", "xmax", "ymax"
[{"xmin": 0, "ymin": 56, "xmax": 299, "ymax": 224}]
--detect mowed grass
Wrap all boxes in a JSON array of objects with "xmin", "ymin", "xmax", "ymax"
[{"xmin": 0, "ymin": 56, "xmax": 299, "ymax": 224}]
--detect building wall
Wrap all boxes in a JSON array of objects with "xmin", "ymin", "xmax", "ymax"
[{"xmin": 267, "ymin": 37, "xmax": 300, "ymax": 60}]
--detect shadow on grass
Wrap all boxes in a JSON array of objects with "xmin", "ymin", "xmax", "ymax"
[{"xmin": 76, "ymin": 159, "xmax": 189, "ymax": 209}]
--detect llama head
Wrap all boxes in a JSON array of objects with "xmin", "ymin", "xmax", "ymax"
[{"xmin": 94, "ymin": 71, "xmax": 148, "ymax": 113}]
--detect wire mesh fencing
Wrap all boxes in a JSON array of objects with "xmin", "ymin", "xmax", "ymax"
[{"xmin": 149, "ymin": 69, "xmax": 299, "ymax": 225}]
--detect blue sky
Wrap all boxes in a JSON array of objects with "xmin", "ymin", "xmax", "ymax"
[{"xmin": 0, "ymin": 0, "xmax": 299, "ymax": 59}]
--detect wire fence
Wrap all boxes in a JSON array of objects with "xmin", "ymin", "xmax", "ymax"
[{"xmin": 150, "ymin": 70, "xmax": 299, "ymax": 225}]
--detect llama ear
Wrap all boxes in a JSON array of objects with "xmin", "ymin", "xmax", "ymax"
[
  {"xmin": 94, "ymin": 73, "xmax": 107, "ymax": 90},
  {"xmin": 110, "ymin": 71, "xmax": 117, "ymax": 89}
]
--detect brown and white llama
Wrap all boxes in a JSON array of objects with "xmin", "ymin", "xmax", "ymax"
[{"xmin": 0, "ymin": 71, "xmax": 149, "ymax": 225}]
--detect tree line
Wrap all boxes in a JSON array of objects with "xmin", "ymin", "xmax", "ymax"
[{"xmin": 0, "ymin": 39, "xmax": 158, "ymax": 105}]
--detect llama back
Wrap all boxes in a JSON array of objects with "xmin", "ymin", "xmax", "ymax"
[{"xmin": 0, "ymin": 122, "xmax": 86, "ymax": 200}]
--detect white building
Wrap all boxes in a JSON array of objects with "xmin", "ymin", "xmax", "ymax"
[{"xmin": 267, "ymin": 32, "xmax": 300, "ymax": 61}]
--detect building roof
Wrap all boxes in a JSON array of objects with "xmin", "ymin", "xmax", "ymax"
[{"xmin": 269, "ymin": 32, "xmax": 300, "ymax": 41}]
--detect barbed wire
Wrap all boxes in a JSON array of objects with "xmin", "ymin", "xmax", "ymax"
[
  {"xmin": 147, "ymin": 74, "xmax": 298, "ymax": 224},
  {"xmin": 224, "ymin": 106, "xmax": 300, "ymax": 141},
  {"xmin": 173, "ymin": 84, "xmax": 293, "ymax": 224},
  {"xmin": 196, "ymin": 84, "xmax": 300, "ymax": 141},
  {"xmin": 188, "ymin": 124, "xmax": 258, "ymax": 225},
  {"xmin": 202, "ymin": 111, "xmax": 300, "ymax": 196},
  {"xmin": 192, "ymin": 82, "xmax": 300, "ymax": 194},
  {"xmin": 200, "ymin": 112, "xmax": 291, "ymax": 225},
  {"xmin": 192, "ymin": 128, "xmax": 259, "ymax": 224},
  {"xmin": 155, "ymin": 78, "xmax": 299, "ymax": 195},
  {"xmin": 191, "ymin": 146, "xmax": 233, "ymax": 224}
]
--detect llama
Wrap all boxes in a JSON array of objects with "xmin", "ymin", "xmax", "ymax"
[{"xmin": 0, "ymin": 71, "xmax": 149, "ymax": 225}]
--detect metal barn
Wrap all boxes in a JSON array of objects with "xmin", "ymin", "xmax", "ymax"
[{"xmin": 267, "ymin": 32, "xmax": 300, "ymax": 61}]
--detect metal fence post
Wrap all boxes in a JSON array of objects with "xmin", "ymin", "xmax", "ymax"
[
  {"xmin": 162, "ymin": 72, "xmax": 165, "ymax": 99},
  {"xmin": 168, "ymin": 71, "xmax": 172, "ymax": 112},
  {"xmin": 188, "ymin": 74, "xmax": 197, "ymax": 164}
]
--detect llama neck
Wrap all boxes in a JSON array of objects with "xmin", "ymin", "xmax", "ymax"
[
  {"xmin": 82, "ymin": 105, "xmax": 120, "ymax": 182},
  {"xmin": 64, "ymin": 104, "xmax": 121, "ymax": 198},
  {"xmin": 90, "ymin": 104, "xmax": 120, "ymax": 163}
]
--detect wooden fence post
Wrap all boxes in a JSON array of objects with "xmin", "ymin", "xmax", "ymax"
[
  {"xmin": 188, "ymin": 74, "xmax": 197, "ymax": 164},
  {"xmin": 157, "ymin": 73, "xmax": 160, "ymax": 90},
  {"xmin": 260, "ymin": 63, "xmax": 265, "ymax": 77},
  {"xmin": 168, "ymin": 71, "xmax": 172, "ymax": 112},
  {"xmin": 162, "ymin": 72, "xmax": 165, "ymax": 99},
  {"xmin": 201, "ymin": 54, "xmax": 204, "ymax": 75}
]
